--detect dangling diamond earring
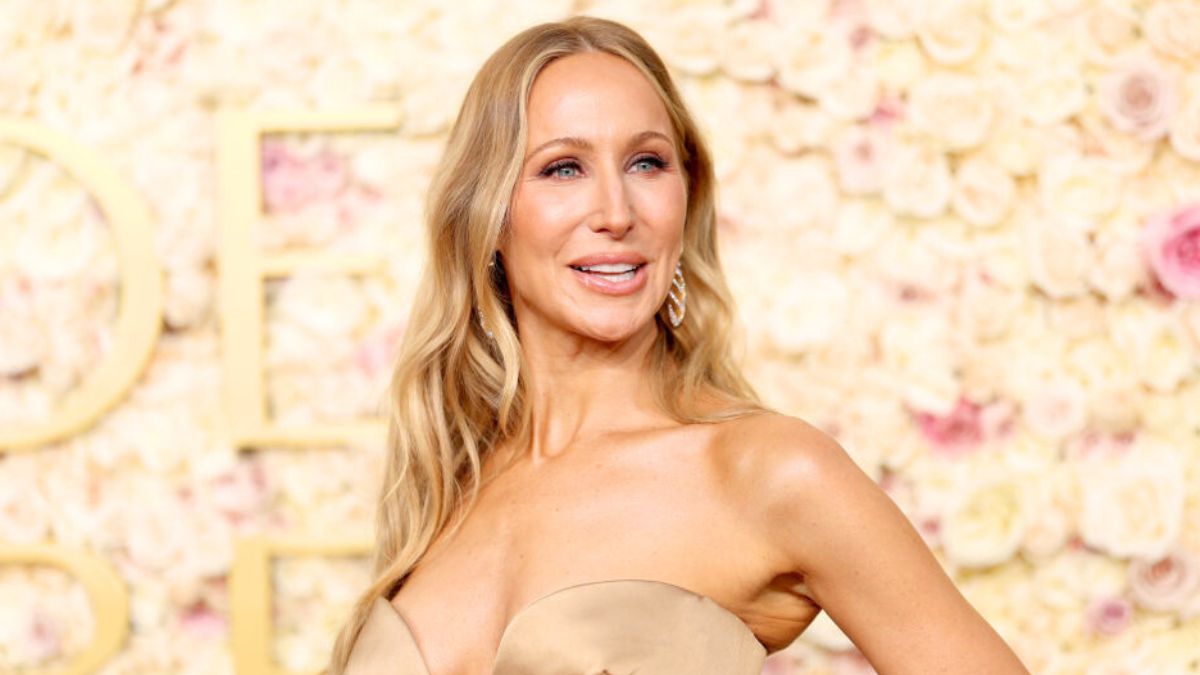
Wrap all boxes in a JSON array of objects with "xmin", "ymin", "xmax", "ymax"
[
  {"xmin": 476, "ymin": 306, "xmax": 494, "ymax": 341},
  {"xmin": 666, "ymin": 260, "xmax": 687, "ymax": 327},
  {"xmin": 477, "ymin": 253, "xmax": 498, "ymax": 341}
]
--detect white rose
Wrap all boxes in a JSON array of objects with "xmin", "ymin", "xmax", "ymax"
[
  {"xmin": 908, "ymin": 73, "xmax": 994, "ymax": 151},
  {"xmin": 831, "ymin": 124, "xmax": 889, "ymax": 195},
  {"xmin": 269, "ymin": 274, "xmax": 368, "ymax": 338},
  {"xmin": 1038, "ymin": 155, "xmax": 1123, "ymax": 219},
  {"xmin": 941, "ymin": 475, "xmax": 1031, "ymax": 568},
  {"xmin": 1107, "ymin": 302, "xmax": 1195, "ymax": 394},
  {"xmin": 1020, "ymin": 468, "xmax": 1078, "ymax": 560},
  {"xmin": 1079, "ymin": 2, "xmax": 1141, "ymax": 66},
  {"xmin": 863, "ymin": 0, "xmax": 925, "ymax": 38},
  {"xmin": 987, "ymin": 0, "xmax": 1050, "ymax": 30},
  {"xmin": 1024, "ymin": 213, "xmax": 1091, "ymax": 299},
  {"xmin": 1063, "ymin": 335, "xmax": 1139, "ymax": 394},
  {"xmin": 874, "ymin": 39, "xmax": 928, "ymax": 92},
  {"xmin": 764, "ymin": 270, "xmax": 850, "ymax": 354},
  {"xmin": 1079, "ymin": 444, "xmax": 1185, "ymax": 559},
  {"xmin": 776, "ymin": 27, "xmax": 853, "ymax": 98},
  {"xmin": 769, "ymin": 101, "xmax": 835, "ymax": 155},
  {"xmin": 1019, "ymin": 375, "xmax": 1089, "ymax": 442},
  {"xmin": 1086, "ymin": 383, "xmax": 1144, "ymax": 433},
  {"xmin": 1088, "ymin": 228, "xmax": 1148, "ymax": 302},
  {"xmin": 641, "ymin": 7, "xmax": 723, "ymax": 76},
  {"xmin": 882, "ymin": 140, "xmax": 952, "ymax": 218},
  {"xmin": 1097, "ymin": 52, "xmax": 1180, "ymax": 142},
  {"xmin": 917, "ymin": 0, "xmax": 986, "ymax": 65},
  {"xmin": 831, "ymin": 199, "xmax": 893, "ymax": 256},
  {"xmin": 951, "ymin": 155, "xmax": 1015, "ymax": 228},
  {"xmin": 1143, "ymin": 0, "xmax": 1200, "ymax": 65},
  {"xmin": 1019, "ymin": 65, "xmax": 1089, "ymax": 126},
  {"xmin": 1076, "ymin": 110, "xmax": 1157, "ymax": 176},
  {"xmin": 717, "ymin": 20, "xmax": 778, "ymax": 83},
  {"xmin": 877, "ymin": 314, "xmax": 959, "ymax": 413},
  {"xmin": 1169, "ymin": 94, "xmax": 1200, "ymax": 161},
  {"xmin": 819, "ymin": 64, "xmax": 880, "ymax": 121}
]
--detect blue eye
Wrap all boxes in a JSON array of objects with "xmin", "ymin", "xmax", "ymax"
[
  {"xmin": 633, "ymin": 155, "xmax": 668, "ymax": 172},
  {"xmin": 541, "ymin": 160, "xmax": 580, "ymax": 179}
]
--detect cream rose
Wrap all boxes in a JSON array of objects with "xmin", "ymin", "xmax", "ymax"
[
  {"xmin": 764, "ymin": 270, "xmax": 850, "ymax": 354},
  {"xmin": 1143, "ymin": 0, "xmax": 1200, "ymax": 65},
  {"xmin": 907, "ymin": 73, "xmax": 994, "ymax": 151},
  {"xmin": 862, "ymin": 0, "xmax": 924, "ymax": 38},
  {"xmin": 717, "ymin": 21, "xmax": 778, "ymax": 83},
  {"xmin": 941, "ymin": 476, "xmax": 1030, "ymax": 568},
  {"xmin": 831, "ymin": 199, "xmax": 893, "ymax": 255},
  {"xmin": 1108, "ymin": 302, "xmax": 1195, "ymax": 393},
  {"xmin": 917, "ymin": 0, "xmax": 985, "ymax": 65},
  {"xmin": 1079, "ymin": 2, "xmax": 1142, "ymax": 66},
  {"xmin": 1025, "ymin": 214, "xmax": 1092, "ymax": 299},
  {"xmin": 831, "ymin": 124, "xmax": 888, "ymax": 195},
  {"xmin": 987, "ymin": 0, "xmax": 1050, "ymax": 31},
  {"xmin": 776, "ymin": 27, "xmax": 853, "ymax": 98},
  {"xmin": 882, "ymin": 140, "xmax": 952, "ymax": 218},
  {"xmin": 1169, "ymin": 94, "xmax": 1200, "ymax": 161},
  {"xmin": 1039, "ymin": 156, "xmax": 1123, "ymax": 220},
  {"xmin": 952, "ymin": 155, "xmax": 1015, "ymax": 228},
  {"xmin": 1019, "ymin": 66, "xmax": 1089, "ymax": 126},
  {"xmin": 1079, "ymin": 446, "xmax": 1185, "ymax": 559},
  {"xmin": 1019, "ymin": 375, "xmax": 1089, "ymax": 442}
]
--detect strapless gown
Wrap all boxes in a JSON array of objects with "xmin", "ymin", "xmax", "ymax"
[{"xmin": 344, "ymin": 578, "xmax": 769, "ymax": 674}]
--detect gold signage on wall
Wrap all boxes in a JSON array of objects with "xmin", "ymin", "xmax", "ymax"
[
  {"xmin": 0, "ymin": 117, "xmax": 163, "ymax": 452},
  {"xmin": 216, "ymin": 106, "xmax": 402, "ymax": 673},
  {"xmin": 215, "ymin": 106, "xmax": 402, "ymax": 450},
  {"xmin": 230, "ymin": 536, "xmax": 371, "ymax": 675},
  {"xmin": 0, "ymin": 544, "xmax": 129, "ymax": 675}
]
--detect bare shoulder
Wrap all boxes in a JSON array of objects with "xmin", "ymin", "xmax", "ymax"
[
  {"xmin": 716, "ymin": 412, "xmax": 1031, "ymax": 674},
  {"xmin": 713, "ymin": 411, "xmax": 850, "ymax": 498}
]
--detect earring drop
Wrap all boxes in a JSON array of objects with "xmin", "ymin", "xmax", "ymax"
[
  {"xmin": 667, "ymin": 261, "xmax": 686, "ymax": 327},
  {"xmin": 476, "ymin": 306, "xmax": 495, "ymax": 341}
]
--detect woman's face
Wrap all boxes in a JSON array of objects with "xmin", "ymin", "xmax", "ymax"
[{"xmin": 500, "ymin": 51, "xmax": 688, "ymax": 344}]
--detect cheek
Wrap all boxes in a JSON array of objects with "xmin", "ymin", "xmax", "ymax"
[{"xmin": 634, "ymin": 177, "xmax": 688, "ymax": 228}]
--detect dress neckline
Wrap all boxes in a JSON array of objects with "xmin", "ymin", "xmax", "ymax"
[{"xmin": 375, "ymin": 577, "xmax": 769, "ymax": 674}]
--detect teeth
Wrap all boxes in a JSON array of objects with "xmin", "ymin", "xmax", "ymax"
[{"xmin": 574, "ymin": 263, "xmax": 639, "ymax": 273}]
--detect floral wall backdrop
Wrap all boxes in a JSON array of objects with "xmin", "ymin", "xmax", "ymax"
[{"xmin": 2, "ymin": 0, "xmax": 1200, "ymax": 673}]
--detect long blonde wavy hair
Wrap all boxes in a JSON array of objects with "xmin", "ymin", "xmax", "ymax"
[{"xmin": 327, "ymin": 15, "xmax": 772, "ymax": 672}]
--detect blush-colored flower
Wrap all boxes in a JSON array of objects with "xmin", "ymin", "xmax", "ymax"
[
  {"xmin": 1085, "ymin": 595, "xmax": 1133, "ymax": 636},
  {"xmin": 1128, "ymin": 548, "xmax": 1200, "ymax": 613},
  {"xmin": 1097, "ymin": 54, "xmax": 1178, "ymax": 141},
  {"xmin": 261, "ymin": 139, "xmax": 349, "ymax": 214},
  {"xmin": 1140, "ymin": 202, "xmax": 1200, "ymax": 300},
  {"xmin": 913, "ymin": 397, "xmax": 985, "ymax": 460}
]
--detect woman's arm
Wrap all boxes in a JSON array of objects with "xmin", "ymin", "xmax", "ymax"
[{"xmin": 742, "ymin": 415, "xmax": 1030, "ymax": 675}]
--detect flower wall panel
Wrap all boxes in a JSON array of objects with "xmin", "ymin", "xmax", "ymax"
[{"xmin": 2, "ymin": 0, "xmax": 1200, "ymax": 673}]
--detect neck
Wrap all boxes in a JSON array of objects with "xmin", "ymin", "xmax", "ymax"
[{"xmin": 514, "ymin": 313, "xmax": 669, "ymax": 465}]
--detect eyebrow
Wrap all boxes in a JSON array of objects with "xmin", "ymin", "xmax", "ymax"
[{"xmin": 524, "ymin": 130, "xmax": 674, "ymax": 160}]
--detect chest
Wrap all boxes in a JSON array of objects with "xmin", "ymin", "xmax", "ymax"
[{"xmin": 391, "ymin": 432, "xmax": 769, "ymax": 674}]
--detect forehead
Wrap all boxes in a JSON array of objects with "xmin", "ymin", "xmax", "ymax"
[{"xmin": 525, "ymin": 51, "xmax": 674, "ymax": 146}]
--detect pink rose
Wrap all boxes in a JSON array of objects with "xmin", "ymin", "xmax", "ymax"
[
  {"xmin": 1128, "ymin": 548, "xmax": 1200, "ymax": 613},
  {"xmin": 1140, "ymin": 203, "xmax": 1200, "ymax": 299},
  {"xmin": 912, "ymin": 397, "xmax": 984, "ymax": 459},
  {"xmin": 261, "ymin": 139, "xmax": 349, "ymax": 214},
  {"xmin": 1085, "ymin": 595, "xmax": 1133, "ymax": 636},
  {"xmin": 1098, "ymin": 55, "xmax": 1178, "ymax": 141}
]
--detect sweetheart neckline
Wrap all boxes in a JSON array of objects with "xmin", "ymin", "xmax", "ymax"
[{"xmin": 377, "ymin": 577, "xmax": 769, "ymax": 674}]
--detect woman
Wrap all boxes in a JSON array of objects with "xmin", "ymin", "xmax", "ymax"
[{"xmin": 328, "ymin": 15, "xmax": 1030, "ymax": 675}]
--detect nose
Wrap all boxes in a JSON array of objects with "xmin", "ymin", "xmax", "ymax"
[{"xmin": 590, "ymin": 164, "xmax": 634, "ymax": 237}]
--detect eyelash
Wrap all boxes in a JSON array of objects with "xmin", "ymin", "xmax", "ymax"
[{"xmin": 539, "ymin": 154, "xmax": 670, "ymax": 179}]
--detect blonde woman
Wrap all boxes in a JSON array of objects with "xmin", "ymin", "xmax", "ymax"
[{"xmin": 328, "ymin": 15, "xmax": 1029, "ymax": 675}]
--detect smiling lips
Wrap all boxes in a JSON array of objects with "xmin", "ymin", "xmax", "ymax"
[{"xmin": 569, "ymin": 260, "xmax": 648, "ymax": 295}]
